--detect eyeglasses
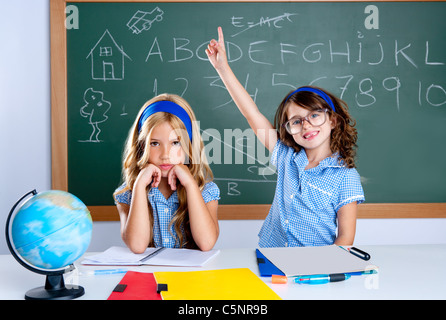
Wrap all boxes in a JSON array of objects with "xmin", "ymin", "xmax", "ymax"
[{"xmin": 282, "ymin": 109, "xmax": 329, "ymax": 135}]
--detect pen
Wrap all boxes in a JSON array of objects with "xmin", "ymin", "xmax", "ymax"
[
  {"xmin": 348, "ymin": 247, "xmax": 371, "ymax": 261},
  {"xmin": 347, "ymin": 270, "xmax": 377, "ymax": 276},
  {"xmin": 339, "ymin": 246, "xmax": 371, "ymax": 261},
  {"xmin": 295, "ymin": 273, "xmax": 351, "ymax": 285},
  {"xmin": 80, "ymin": 268, "xmax": 128, "ymax": 276}
]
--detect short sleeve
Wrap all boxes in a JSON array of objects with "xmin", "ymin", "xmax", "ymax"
[
  {"xmin": 270, "ymin": 140, "xmax": 288, "ymax": 167},
  {"xmin": 113, "ymin": 183, "xmax": 132, "ymax": 205},
  {"xmin": 201, "ymin": 182, "xmax": 220, "ymax": 203},
  {"xmin": 335, "ymin": 169, "xmax": 365, "ymax": 211}
]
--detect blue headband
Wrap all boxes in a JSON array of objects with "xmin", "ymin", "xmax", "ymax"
[
  {"xmin": 285, "ymin": 87, "xmax": 336, "ymax": 112},
  {"xmin": 137, "ymin": 100, "xmax": 193, "ymax": 142}
]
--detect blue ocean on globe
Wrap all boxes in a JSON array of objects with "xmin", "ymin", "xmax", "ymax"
[{"xmin": 11, "ymin": 190, "xmax": 92, "ymax": 270}]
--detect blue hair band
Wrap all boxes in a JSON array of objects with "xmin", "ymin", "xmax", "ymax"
[
  {"xmin": 285, "ymin": 87, "xmax": 336, "ymax": 112},
  {"xmin": 137, "ymin": 100, "xmax": 193, "ymax": 142}
]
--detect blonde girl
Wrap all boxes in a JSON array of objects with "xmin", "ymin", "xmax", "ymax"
[{"xmin": 114, "ymin": 94, "xmax": 220, "ymax": 253}]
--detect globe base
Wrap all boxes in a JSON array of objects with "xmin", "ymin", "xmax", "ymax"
[{"xmin": 25, "ymin": 274, "xmax": 85, "ymax": 300}]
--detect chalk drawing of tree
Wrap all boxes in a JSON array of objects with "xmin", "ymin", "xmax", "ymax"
[{"xmin": 79, "ymin": 88, "xmax": 111, "ymax": 142}]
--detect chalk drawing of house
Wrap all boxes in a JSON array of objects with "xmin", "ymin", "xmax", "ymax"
[{"xmin": 86, "ymin": 29, "xmax": 131, "ymax": 81}]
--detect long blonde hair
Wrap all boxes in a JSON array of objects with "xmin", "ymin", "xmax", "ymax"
[{"xmin": 114, "ymin": 93, "xmax": 213, "ymax": 248}]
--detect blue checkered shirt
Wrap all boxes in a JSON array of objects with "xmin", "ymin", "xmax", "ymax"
[
  {"xmin": 114, "ymin": 182, "xmax": 220, "ymax": 248},
  {"xmin": 258, "ymin": 141, "xmax": 365, "ymax": 247}
]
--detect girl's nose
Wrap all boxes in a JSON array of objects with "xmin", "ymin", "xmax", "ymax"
[
  {"xmin": 161, "ymin": 145, "xmax": 171, "ymax": 159},
  {"xmin": 302, "ymin": 118, "xmax": 312, "ymax": 130}
]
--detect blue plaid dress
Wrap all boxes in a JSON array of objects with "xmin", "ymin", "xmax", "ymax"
[
  {"xmin": 114, "ymin": 181, "xmax": 220, "ymax": 248},
  {"xmin": 258, "ymin": 141, "xmax": 365, "ymax": 247}
]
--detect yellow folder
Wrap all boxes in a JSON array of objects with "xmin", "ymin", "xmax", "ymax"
[{"xmin": 154, "ymin": 268, "xmax": 281, "ymax": 300}]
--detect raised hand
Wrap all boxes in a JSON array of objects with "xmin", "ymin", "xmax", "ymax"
[{"xmin": 205, "ymin": 26, "xmax": 228, "ymax": 71}]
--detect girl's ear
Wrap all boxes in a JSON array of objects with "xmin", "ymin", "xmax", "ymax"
[{"xmin": 330, "ymin": 113, "xmax": 338, "ymax": 129}]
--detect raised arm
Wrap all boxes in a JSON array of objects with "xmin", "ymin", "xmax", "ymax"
[{"xmin": 206, "ymin": 27, "xmax": 278, "ymax": 152}]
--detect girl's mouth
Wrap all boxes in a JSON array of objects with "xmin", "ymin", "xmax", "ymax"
[
  {"xmin": 303, "ymin": 131, "xmax": 319, "ymax": 140},
  {"xmin": 159, "ymin": 164, "xmax": 173, "ymax": 171}
]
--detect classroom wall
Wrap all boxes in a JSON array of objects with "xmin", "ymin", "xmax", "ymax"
[{"xmin": 1, "ymin": 0, "xmax": 445, "ymax": 255}]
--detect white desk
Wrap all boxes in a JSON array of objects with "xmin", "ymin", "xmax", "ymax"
[{"xmin": 1, "ymin": 245, "xmax": 445, "ymax": 300}]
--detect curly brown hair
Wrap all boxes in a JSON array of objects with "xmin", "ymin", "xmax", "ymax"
[{"xmin": 274, "ymin": 86, "xmax": 358, "ymax": 168}]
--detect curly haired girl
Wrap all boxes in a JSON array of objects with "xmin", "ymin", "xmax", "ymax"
[{"xmin": 206, "ymin": 27, "xmax": 364, "ymax": 247}]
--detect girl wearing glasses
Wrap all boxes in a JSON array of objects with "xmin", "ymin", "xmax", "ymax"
[{"xmin": 206, "ymin": 28, "xmax": 364, "ymax": 247}]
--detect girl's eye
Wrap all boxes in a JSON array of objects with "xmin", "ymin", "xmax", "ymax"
[
  {"xmin": 172, "ymin": 140, "xmax": 181, "ymax": 146},
  {"xmin": 150, "ymin": 141, "xmax": 159, "ymax": 147},
  {"xmin": 310, "ymin": 112, "xmax": 320, "ymax": 119},
  {"xmin": 292, "ymin": 119, "xmax": 302, "ymax": 126}
]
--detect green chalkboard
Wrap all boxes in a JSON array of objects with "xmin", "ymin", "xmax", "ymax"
[{"xmin": 66, "ymin": 1, "xmax": 446, "ymax": 206}]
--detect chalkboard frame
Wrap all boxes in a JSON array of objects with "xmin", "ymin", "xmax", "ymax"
[{"xmin": 50, "ymin": 0, "xmax": 446, "ymax": 221}]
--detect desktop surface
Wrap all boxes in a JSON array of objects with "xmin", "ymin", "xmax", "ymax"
[{"xmin": 1, "ymin": 245, "xmax": 445, "ymax": 300}]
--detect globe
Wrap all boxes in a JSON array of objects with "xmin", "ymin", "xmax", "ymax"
[{"xmin": 5, "ymin": 189, "xmax": 93, "ymax": 299}]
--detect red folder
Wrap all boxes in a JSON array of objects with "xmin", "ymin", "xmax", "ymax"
[{"xmin": 107, "ymin": 271, "xmax": 162, "ymax": 300}]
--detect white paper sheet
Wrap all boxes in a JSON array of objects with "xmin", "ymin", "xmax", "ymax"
[
  {"xmin": 82, "ymin": 246, "xmax": 219, "ymax": 267},
  {"xmin": 260, "ymin": 245, "xmax": 378, "ymax": 277}
]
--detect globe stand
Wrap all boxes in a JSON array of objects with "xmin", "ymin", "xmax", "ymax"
[
  {"xmin": 5, "ymin": 189, "xmax": 86, "ymax": 300},
  {"xmin": 25, "ymin": 273, "xmax": 85, "ymax": 300}
]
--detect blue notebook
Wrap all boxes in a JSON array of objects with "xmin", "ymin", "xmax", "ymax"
[{"xmin": 256, "ymin": 249, "xmax": 284, "ymax": 277}]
